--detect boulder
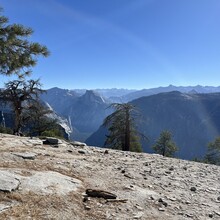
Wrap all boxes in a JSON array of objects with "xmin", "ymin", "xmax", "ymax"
[
  {"xmin": 43, "ymin": 137, "xmax": 62, "ymax": 145},
  {"xmin": 71, "ymin": 141, "xmax": 87, "ymax": 147},
  {"xmin": 21, "ymin": 171, "xmax": 81, "ymax": 195},
  {"xmin": 13, "ymin": 152, "xmax": 37, "ymax": 160},
  {"xmin": 0, "ymin": 171, "xmax": 20, "ymax": 192}
]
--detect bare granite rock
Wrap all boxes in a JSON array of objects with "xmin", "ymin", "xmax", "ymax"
[
  {"xmin": 21, "ymin": 171, "xmax": 82, "ymax": 195},
  {"xmin": 0, "ymin": 133, "xmax": 220, "ymax": 219},
  {"xmin": 0, "ymin": 171, "xmax": 20, "ymax": 192},
  {"xmin": 13, "ymin": 152, "xmax": 37, "ymax": 160}
]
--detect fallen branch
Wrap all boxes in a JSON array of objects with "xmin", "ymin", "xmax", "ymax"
[{"xmin": 86, "ymin": 189, "xmax": 117, "ymax": 199}]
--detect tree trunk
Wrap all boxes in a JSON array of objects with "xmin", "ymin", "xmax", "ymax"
[
  {"xmin": 124, "ymin": 109, "xmax": 130, "ymax": 151},
  {"xmin": 14, "ymin": 108, "xmax": 22, "ymax": 135}
]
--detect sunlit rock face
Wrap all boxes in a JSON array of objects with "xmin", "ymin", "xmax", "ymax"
[{"xmin": 41, "ymin": 88, "xmax": 112, "ymax": 141}]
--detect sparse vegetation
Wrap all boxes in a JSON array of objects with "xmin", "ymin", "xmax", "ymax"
[
  {"xmin": 152, "ymin": 130, "xmax": 178, "ymax": 157},
  {"xmin": 0, "ymin": 125, "xmax": 12, "ymax": 134},
  {"xmin": 204, "ymin": 137, "xmax": 220, "ymax": 165}
]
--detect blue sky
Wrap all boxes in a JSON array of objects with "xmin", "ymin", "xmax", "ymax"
[{"xmin": 0, "ymin": 0, "xmax": 220, "ymax": 89}]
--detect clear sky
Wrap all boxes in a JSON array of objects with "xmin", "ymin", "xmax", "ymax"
[{"xmin": 0, "ymin": 0, "xmax": 220, "ymax": 89}]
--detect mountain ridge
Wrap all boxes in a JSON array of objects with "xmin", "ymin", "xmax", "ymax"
[{"xmin": 86, "ymin": 91, "xmax": 220, "ymax": 160}]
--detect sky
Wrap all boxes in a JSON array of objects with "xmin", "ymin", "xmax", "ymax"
[{"xmin": 0, "ymin": 0, "xmax": 220, "ymax": 90}]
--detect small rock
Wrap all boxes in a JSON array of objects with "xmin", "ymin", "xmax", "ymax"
[
  {"xmin": 84, "ymin": 205, "xmax": 91, "ymax": 210},
  {"xmin": 190, "ymin": 187, "xmax": 197, "ymax": 192},
  {"xmin": 78, "ymin": 150, "xmax": 86, "ymax": 154},
  {"xmin": 168, "ymin": 197, "xmax": 176, "ymax": 201},
  {"xmin": 185, "ymin": 213, "xmax": 193, "ymax": 218},
  {"xmin": 169, "ymin": 166, "xmax": 174, "ymax": 171},
  {"xmin": 67, "ymin": 150, "xmax": 73, "ymax": 153},
  {"xmin": 133, "ymin": 212, "xmax": 144, "ymax": 219},
  {"xmin": 71, "ymin": 141, "xmax": 87, "ymax": 147},
  {"xmin": 185, "ymin": 201, "xmax": 191, "ymax": 204},
  {"xmin": 158, "ymin": 207, "xmax": 165, "ymax": 212},
  {"xmin": 217, "ymin": 196, "xmax": 220, "ymax": 201},
  {"xmin": 158, "ymin": 198, "xmax": 168, "ymax": 207},
  {"xmin": 121, "ymin": 170, "xmax": 125, "ymax": 174},
  {"xmin": 83, "ymin": 196, "xmax": 88, "ymax": 202},
  {"xmin": 208, "ymin": 213, "xmax": 213, "ymax": 218},
  {"xmin": 104, "ymin": 150, "xmax": 109, "ymax": 154},
  {"xmin": 13, "ymin": 152, "xmax": 37, "ymax": 160},
  {"xmin": 149, "ymin": 195, "xmax": 155, "ymax": 200},
  {"xmin": 43, "ymin": 137, "xmax": 61, "ymax": 145}
]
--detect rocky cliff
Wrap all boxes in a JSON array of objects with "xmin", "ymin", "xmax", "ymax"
[{"xmin": 0, "ymin": 134, "xmax": 219, "ymax": 219}]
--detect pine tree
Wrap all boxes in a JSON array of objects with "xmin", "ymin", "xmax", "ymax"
[
  {"xmin": 103, "ymin": 103, "xmax": 144, "ymax": 152},
  {"xmin": 0, "ymin": 9, "xmax": 49, "ymax": 77},
  {"xmin": 204, "ymin": 137, "xmax": 220, "ymax": 165},
  {"xmin": 152, "ymin": 130, "xmax": 178, "ymax": 157},
  {"xmin": 0, "ymin": 79, "xmax": 44, "ymax": 134}
]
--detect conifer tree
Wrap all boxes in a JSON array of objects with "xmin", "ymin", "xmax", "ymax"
[
  {"xmin": 152, "ymin": 130, "xmax": 178, "ymax": 157},
  {"xmin": 0, "ymin": 79, "xmax": 44, "ymax": 134},
  {"xmin": 204, "ymin": 137, "xmax": 220, "ymax": 165},
  {"xmin": 103, "ymin": 103, "xmax": 144, "ymax": 152},
  {"xmin": 0, "ymin": 9, "xmax": 49, "ymax": 77}
]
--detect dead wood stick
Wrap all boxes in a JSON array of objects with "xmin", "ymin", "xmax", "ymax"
[{"xmin": 86, "ymin": 189, "xmax": 117, "ymax": 199}]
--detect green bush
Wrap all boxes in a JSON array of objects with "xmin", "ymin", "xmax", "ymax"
[{"xmin": 40, "ymin": 129, "xmax": 64, "ymax": 139}]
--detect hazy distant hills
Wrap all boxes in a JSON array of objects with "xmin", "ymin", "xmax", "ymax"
[
  {"xmin": 72, "ymin": 85, "xmax": 220, "ymax": 103},
  {"xmin": 116, "ymin": 85, "xmax": 220, "ymax": 102},
  {"xmin": 86, "ymin": 91, "xmax": 220, "ymax": 160},
  {"xmin": 2, "ymin": 85, "xmax": 220, "ymax": 159},
  {"xmin": 3, "ymin": 85, "xmax": 217, "ymax": 160},
  {"xmin": 41, "ymin": 88, "xmax": 112, "ymax": 141}
]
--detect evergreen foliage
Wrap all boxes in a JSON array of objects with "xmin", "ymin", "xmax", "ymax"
[
  {"xmin": 0, "ymin": 125, "xmax": 12, "ymax": 134},
  {"xmin": 103, "ymin": 103, "xmax": 144, "ymax": 152},
  {"xmin": 0, "ymin": 9, "xmax": 49, "ymax": 77},
  {"xmin": 0, "ymin": 79, "xmax": 44, "ymax": 134},
  {"xmin": 152, "ymin": 130, "xmax": 178, "ymax": 157},
  {"xmin": 204, "ymin": 137, "xmax": 220, "ymax": 165},
  {"xmin": 24, "ymin": 101, "xmax": 59, "ymax": 137}
]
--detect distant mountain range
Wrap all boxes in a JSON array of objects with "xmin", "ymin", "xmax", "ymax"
[
  {"xmin": 2, "ymin": 85, "xmax": 220, "ymax": 160},
  {"xmin": 107, "ymin": 85, "xmax": 220, "ymax": 102},
  {"xmin": 72, "ymin": 85, "xmax": 220, "ymax": 102}
]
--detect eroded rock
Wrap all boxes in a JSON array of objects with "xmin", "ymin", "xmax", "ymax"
[
  {"xmin": 22, "ymin": 171, "xmax": 81, "ymax": 195},
  {"xmin": 13, "ymin": 152, "xmax": 37, "ymax": 160},
  {"xmin": 0, "ymin": 171, "xmax": 20, "ymax": 192}
]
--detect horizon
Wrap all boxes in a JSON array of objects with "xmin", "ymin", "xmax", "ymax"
[
  {"xmin": 43, "ymin": 84, "xmax": 220, "ymax": 91},
  {"xmin": 0, "ymin": 0, "xmax": 220, "ymax": 89}
]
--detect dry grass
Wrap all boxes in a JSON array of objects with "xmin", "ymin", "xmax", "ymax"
[
  {"xmin": 0, "ymin": 190, "xmax": 85, "ymax": 220},
  {"xmin": 0, "ymin": 156, "xmax": 81, "ymax": 180}
]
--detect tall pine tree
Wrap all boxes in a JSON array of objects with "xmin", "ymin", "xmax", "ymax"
[
  {"xmin": 0, "ymin": 9, "xmax": 49, "ymax": 77},
  {"xmin": 103, "ymin": 103, "xmax": 144, "ymax": 152},
  {"xmin": 152, "ymin": 130, "xmax": 178, "ymax": 157}
]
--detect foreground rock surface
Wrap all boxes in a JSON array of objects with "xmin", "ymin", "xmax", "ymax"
[{"xmin": 0, "ymin": 133, "xmax": 219, "ymax": 219}]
